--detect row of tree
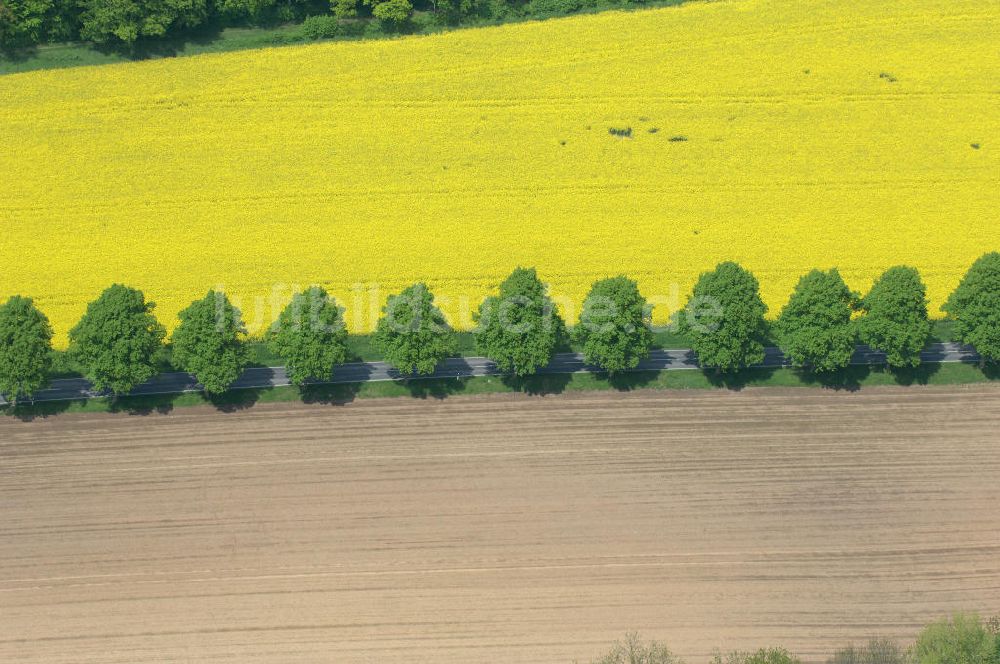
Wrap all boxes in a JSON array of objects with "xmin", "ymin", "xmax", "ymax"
[
  {"xmin": 0, "ymin": 0, "xmax": 322, "ymax": 49},
  {"xmin": 0, "ymin": 0, "xmax": 623, "ymax": 50},
  {"xmin": 592, "ymin": 613, "xmax": 1000, "ymax": 664},
  {"xmin": 1, "ymin": 252, "xmax": 999, "ymax": 403}
]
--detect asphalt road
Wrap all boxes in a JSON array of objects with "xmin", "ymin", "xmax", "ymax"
[{"xmin": 0, "ymin": 343, "xmax": 981, "ymax": 405}]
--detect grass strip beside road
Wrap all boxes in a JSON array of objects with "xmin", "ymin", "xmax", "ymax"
[{"xmin": 5, "ymin": 360, "xmax": 997, "ymax": 419}]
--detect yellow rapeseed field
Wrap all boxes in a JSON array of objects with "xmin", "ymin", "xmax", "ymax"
[{"xmin": 1, "ymin": 0, "xmax": 998, "ymax": 346}]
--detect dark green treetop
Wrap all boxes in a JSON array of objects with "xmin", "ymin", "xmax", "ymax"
[
  {"xmin": 776, "ymin": 268, "xmax": 858, "ymax": 373},
  {"xmin": 942, "ymin": 252, "xmax": 1000, "ymax": 364},
  {"xmin": 574, "ymin": 275, "xmax": 651, "ymax": 374},
  {"xmin": 680, "ymin": 261, "xmax": 768, "ymax": 372},
  {"xmin": 171, "ymin": 290, "xmax": 249, "ymax": 395},
  {"xmin": 269, "ymin": 286, "xmax": 349, "ymax": 386},
  {"xmin": 0, "ymin": 295, "xmax": 53, "ymax": 403},
  {"xmin": 374, "ymin": 282, "xmax": 456, "ymax": 376},
  {"xmin": 69, "ymin": 284, "xmax": 166, "ymax": 395},
  {"xmin": 858, "ymin": 265, "xmax": 931, "ymax": 368},
  {"xmin": 474, "ymin": 267, "xmax": 565, "ymax": 377}
]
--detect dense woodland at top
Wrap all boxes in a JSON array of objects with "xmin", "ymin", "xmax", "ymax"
[{"xmin": 0, "ymin": 0, "xmax": 654, "ymax": 50}]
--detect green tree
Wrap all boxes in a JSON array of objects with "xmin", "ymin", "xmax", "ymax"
[
  {"xmin": 592, "ymin": 633, "xmax": 680, "ymax": 664},
  {"xmin": 217, "ymin": 0, "xmax": 309, "ymax": 24},
  {"xmin": 474, "ymin": 267, "xmax": 564, "ymax": 377},
  {"xmin": 432, "ymin": 0, "xmax": 483, "ymax": 23},
  {"xmin": 574, "ymin": 275, "xmax": 651, "ymax": 374},
  {"xmin": 713, "ymin": 648, "xmax": 803, "ymax": 664},
  {"xmin": 776, "ymin": 268, "xmax": 858, "ymax": 372},
  {"xmin": 330, "ymin": 0, "xmax": 357, "ymax": 18},
  {"xmin": 374, "ymin": 282, "xmax": 455, "ymax": 376},
  {"xmin": 0, "ymin": 0, "xmax": 78, "ymax": 48},
  {"xmin": 171, "ymin": 290, "xmax": 249, "ymax": 395},
  {"xmin": 269, "ymin": 286, "xmax": 348, "ymax": 386},
  {"xmin": 69, "ymin": 284, "xmax": 166, "ymax": 395},
  {"xmin": 0, "ymin": 296, "xmax": 53, "ymax": 404},
  {"xmin": 363, "ymin": 0, "xmax": 410, "ymax": 24},
  {"xmin": 857, "ymin": 265, "xmax": 931, "ymax": 368},
  {"xmin": 216, "ymin": 0, "xmax": 275, "ymax": 21},
  {"xmin": 991, "ymin": 617, "xmax": 1000, "ymax": 664},
  {"xmin": 942, "ymin": 252, "xmax": 1000, "ymax": 365},
  {"xmin": 78, "ymin": 0, "xmax": 208, "ymax": 45},
  {"xmin": 913, "ymin": 614, "xmax": 995, "ymax": 664},
  {"xmin": 0, "ymin": 0, "xmax": 48, "ymax": 48},
  {"xmin": 40, "ymin": 0, "xmax": 75, "ymax": 40},
  {"xmin": 680, "ymin": 261, "xmax": 768, "ymax": 372}
]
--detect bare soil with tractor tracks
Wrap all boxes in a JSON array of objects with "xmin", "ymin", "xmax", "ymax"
[{"xmin": 2, "ymin": 386, "xmax": 999, "ymax": 663}]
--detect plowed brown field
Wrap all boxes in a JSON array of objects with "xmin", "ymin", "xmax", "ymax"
[{"xmin": 2, "ymin": 387, "xmax": 1000, "ymax": 663}]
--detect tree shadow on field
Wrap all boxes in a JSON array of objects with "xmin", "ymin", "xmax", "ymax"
[
  {"xmin": 300, "ymin": 382, "xmax": 362, "ymax": 405},
  {"xmin": 501, "ymin": 371, "xmax": 572, "ymax": 396},
  {"xmin": 207, "ymin": 387, "xmax": 262, "ymax": 412},
  {"xmin": 0, "ymin": 45, "xmax": 38, "ymax": 63},
  {"xmin": 797, "ymin": 365, "xmax": 870, "ymax": 391},
  {"xmin": 108, "ymin": 393, "xmax": 177, "ymax": 416},
  {"xmin": 703, "ymin": 366, "xmax": 779, "ymax": 391},
  {"xmin": 404, "ymin": 377, "xmax": 469, "ymax": 399},
  {"xmin": 981, "ymin": 362, "xmax": 1000, "ymax": 380},
  {"xmin": 2, "ymin": 398, "xmax": 77, "ymax": 421},
  {"xmin": 603, "ymin": 370, "xmax": 660, "ymax": 391},
  {"xmin": 881, "ymin": 362, "xmax": 942, "ymax": 386},
  {"xmin": 91, "ymin": 19, "xmax": 228, "ymax": 61}
]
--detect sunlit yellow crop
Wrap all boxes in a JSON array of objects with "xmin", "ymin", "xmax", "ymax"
[{"xmin": 1, "ymin": 0, "xmax": 998, "ymax": 346}]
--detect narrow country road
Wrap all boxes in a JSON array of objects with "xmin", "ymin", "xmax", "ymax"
[{"xmin": 0, "ymin": 343, "xmax": 981, "ymax": 406}]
